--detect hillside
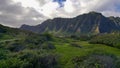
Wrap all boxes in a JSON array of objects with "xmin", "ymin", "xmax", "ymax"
[
  {"xmin": 1, "ymin": 24, "xmax": 120, "ymax": 68},
  {"xmin": 20, "ymin": 12, "xmax": 120, "ymax": 35}
]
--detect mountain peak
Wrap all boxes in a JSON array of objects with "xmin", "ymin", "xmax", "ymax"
[
  {"xmin": 86, "ymin": 11, "xmax": 103, "ymax": 17},
  {"xmin": 20, "ymin": 12, "xmax": 120, "ymax": 34},
  {"xmin": 88, "ymin": 11, "xmax": 102, "ymax": 14}
]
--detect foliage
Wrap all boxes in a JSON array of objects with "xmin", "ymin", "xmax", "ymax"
[
  {"xmin": 89, "ymin": 33, "xmax": 120, "ymax": 49},
  {"xmin": 72, "ymin": 55, "xmax": 117, "ymax": 68},
  {"xmin": 1, "ymin": 24, "xmax": 120, "ymax": 68},
  {"xmin": 0, "ymin": 58, "xmax": 25, "ymax": 68}
]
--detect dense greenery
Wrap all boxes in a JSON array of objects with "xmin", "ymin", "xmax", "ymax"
[
  {"xmin": 89, "ymin": 33, "xmax": 120, "ymax": 49},
  {"xmin": 1, "ymin": 24, "xmax": 120, "ymax": 68},
  {"xmin": 0, "ymin": 33, "xmax": 59, "ymax": 68},
  {"xmin": 0, "ymin": 24, "xmax": 59, "ymax": 68}
]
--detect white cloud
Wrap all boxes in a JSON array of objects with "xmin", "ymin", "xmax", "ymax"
[
  {"xmin": 13, "ymin": 0, "xmax": 40, "ymax": 9},
  {"xmin": 64, "ymin": 0, "xmax": 75, "ymax": 13},
  {"xmin": 0, "ymin": 0, "xmax": 120, "ymax": 27},
  {"xmin": 39, "ymin": 2, "xmax": 59, "ymax": 18},
  {"xmin": 15, "ymin": 0, "xmax": 119, "ymax": 18}
]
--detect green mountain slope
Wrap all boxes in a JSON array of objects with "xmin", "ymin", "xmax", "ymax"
[
  {"xmin": 1, "ymin": 24, "xmax": 120, "ymax": 68},
  {"xmin": 20, "ymin": 12, "xmax": 120, "ymax": 35}
]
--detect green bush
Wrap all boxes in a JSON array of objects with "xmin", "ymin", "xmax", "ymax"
[
  {"xmin": 70, "ymin": 42, "xmax": 82, "ymax": 48},
  {"xmin": 6, "ymin": 42, "xmax": 25, "ymax": 52},
  {"xmin": 16, "ymin": 50, "xmax": 58, "ymax": 68},
  {"xmin": 43, "ymin": 33, "xmax": 53, "ymax": 41},
  {"xmin": 0, "ymin": 49, "xmax": 8, "ymax": 60},
  {"xmin": 0, "ymin": 58, "xmax": 25, "ymax": 68},
  {"xmin": 89, "ymin": 33, "xmax": 120, "ymax": 49},
  {"xmin": 42, "ymin": 43, "xmax": 56, "ymax": 50},
  {"xmin": 72, "ymin": 55, "xmax": 116, "ymax": 68}
]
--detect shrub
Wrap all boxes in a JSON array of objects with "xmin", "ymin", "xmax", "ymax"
[
  {"xmin": 17, "ymin": 50, "xmax": 58, "ymax": 68},
  {"xmin": 89, "ymin": 33, "xmax": 120, "ymax": 49},
  {"xmin": 43, "ymin": 33, "xmax": 53, "ymax": 41},
  {"xmin": 72, "ymin": 55, "xmax": 115, "ymax": 68},
  {"xmin": 0, "ymin": 49, "xmax": 8, "ymax": 60},
  {"xmin": 0, "ymin": 58, "xmax": 25, "ymax": 68},
  {"xmin": 70, "ymin": 43, "xmax": 82, "ymax": 48},
  {"xmin": 6, "ymin": 43, "xmax": 25, "ymax": 52},
  {"xmin": 42, "ymin": 43, "xmax": 56, "ymax": 50}
]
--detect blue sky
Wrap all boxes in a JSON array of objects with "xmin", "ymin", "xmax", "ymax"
[
  {"xmin": 53, "ymin": 0, "xmax": 66, "ymax": 7},
  {"xmin": 116, "ymin": 5, "xmax": 120, "ymax": 12}
]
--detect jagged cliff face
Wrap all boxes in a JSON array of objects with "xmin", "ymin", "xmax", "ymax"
[
  {"xmin": 109, "ymin": 17, "xmax": 120, "ymax": 26},
  {"xmin": 20, "ymin": 12, "xmax": 120, "ymax": 34}
]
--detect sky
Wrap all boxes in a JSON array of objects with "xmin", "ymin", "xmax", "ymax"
[{"xmin": 0, "ymin": 0, "xmax": 120, "ymax": 27}]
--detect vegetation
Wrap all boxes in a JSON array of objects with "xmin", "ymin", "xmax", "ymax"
[
  {"xmin": 89, "ymin": 33, "xmax": 120, "ymax": 49},
  {"xmin": 1, "ymin": 24, "xmax": 120, "ymax": 68},
  {"xmin": 0, "ymin": 33, "xmax": 59, "ymax": 68}
]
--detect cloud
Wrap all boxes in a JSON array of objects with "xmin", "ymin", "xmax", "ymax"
[
  {"xmin": 40, "ymin": 2, "xmax": 59, "ymax": 18},
  {"xmin": 0, "ymin": 0, "xmax": 120, "ymax": 27},
  {"xmin": 64, "ymin": 0, "xmax": 75, "ymax": 13},
  {"xmin": 30, "ymin": 0, "xmax": 120, "ymax": 18},
  {"xmin": 0, "ymin": 0, "xmax": 46, "ymax": 27}
]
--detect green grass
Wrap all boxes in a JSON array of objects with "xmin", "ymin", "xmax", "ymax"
[
  {"xmin": 0, "ymin": 34, "xmax": 13, "ymax": 40},
  {"xmin": 52, "ymin": 39, "xmax": 120, "ymax": 68},
  {"xmin": 1, "ymin": 33, "xmax": 120, "ymax": 68}
]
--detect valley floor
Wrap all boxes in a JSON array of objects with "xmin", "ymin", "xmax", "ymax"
[
  {"xmin": 0, "ymin": 34, "xmax": 120, "ymax": 68},
  {"xmin": 53, "ymin": 39, "xmax": 120, "ymax": 68}
]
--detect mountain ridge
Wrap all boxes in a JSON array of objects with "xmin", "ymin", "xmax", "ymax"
[{"xmin": 20, "ymin": 12, "xmax": 120, "ymax": 35}]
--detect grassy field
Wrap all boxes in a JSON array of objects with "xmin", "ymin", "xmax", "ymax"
[
  {"xmin": 0, "ymin": 34, "xmax": 120, "ymax": 68},
  {"xmin": 52, "ymin": 38, "xmax": 120, "ymax": 68}
]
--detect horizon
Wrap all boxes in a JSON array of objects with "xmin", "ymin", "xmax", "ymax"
[{"xmin": 0, "ymin": 0, "xmax": 120, "ymax": 27}]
